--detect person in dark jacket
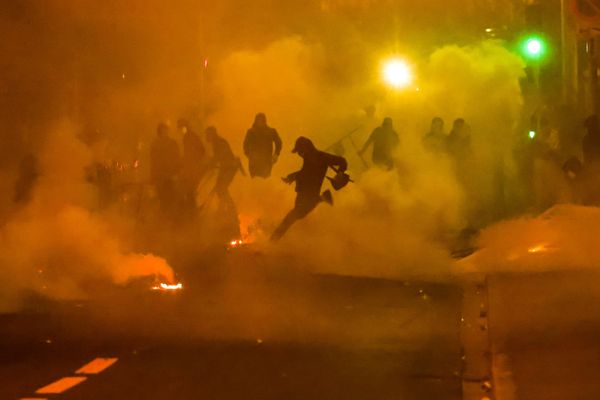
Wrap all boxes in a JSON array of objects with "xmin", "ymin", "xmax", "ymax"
[
  {"xmin": 422, "ymin": 117, "xmax": 446, "ymax": 153},
  {"xmin": 205, "ymin": 126, "xmax": 239, "ymax": 216},
  {"xmin": 243, "ymin": 113, "xmax": 282, "ymax": 178},
  {"xmin": 271, "ymin": 136, "xmax": 347, "ymax": 241},
  {"xmin": 358, "ymin": 117, "xmax": 399, "ymax": 170},
  {"xmin": 150, "ymin": 122, "xmax": 181, "ymax": 217},
  {"xmin": 445, "ymin": 118, "xmax": 471, "ymax": 161},
  {"xmin": 178, "ymin": 118, "xmax": 206, "ymax": 211}
]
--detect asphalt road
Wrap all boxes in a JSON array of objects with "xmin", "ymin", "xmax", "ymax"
[
  {"xmin": 1, "ymin": 267, "xmax": 463, "ymax": 400},
  {"xmin": 488, "ymin": 270, "xmax": 600, "ymax": 400}
]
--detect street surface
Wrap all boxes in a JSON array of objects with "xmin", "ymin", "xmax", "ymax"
[
  {"xmin": 489, "ymin": 270, "xmax": 600, "ymax": 400},
  {"xmin": 1, "ymin": 260, "xmax": 463, "ymax": 400}
]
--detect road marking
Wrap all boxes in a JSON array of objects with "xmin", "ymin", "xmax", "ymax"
[
  {"xmin": 76, "ymin": 357, "xmax": 118, "ymax": 374},
  {"xmin": 35, "ymin": 376, "xmax": 87, "ymax": 394}
]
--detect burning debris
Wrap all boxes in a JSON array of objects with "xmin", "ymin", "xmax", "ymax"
[
  {"xmin": 228, "ymin": 239, "xmax": 244, "ymax": 250},
  {"xmin": 226, "ymin": 215, "xmax": 262, "ymax": 250},
  {"xmin": 527, "ymin": 243, "xmax": 554, "ymax": 254},
  {"xmin": 151, "ymin": 282, "xmax": 183, "ymax": 291}
]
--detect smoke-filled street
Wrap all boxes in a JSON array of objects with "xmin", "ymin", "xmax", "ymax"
[{"xmin": 5, "ymin": 1, "xmax": 600, "ymax": 399}]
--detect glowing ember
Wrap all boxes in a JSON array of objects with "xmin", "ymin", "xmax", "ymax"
[
  {"xmin": 151, "ymin": 282, "xmax": 183, "ymax": 291},
  {"xmin": 228, "ymin": 239, "xmax": 245, "ymax": 250},
  {"xmin": 528, "ymin": 243, "xmax": 550, "ymax": 254}
]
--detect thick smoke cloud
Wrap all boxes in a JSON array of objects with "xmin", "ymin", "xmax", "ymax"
[
  {"xmin": 212, "ymin": 39, "xmax": 525, "ymax": 280},
  {"xmin": 461, "ymin": 204, "xmax": 600, "ymax": 274},
  {"xmin": 0, "ymin": 0, "xmax": 536, "ymax": 313},
  {"xmin": 0, "ymin": 123, "xmax": 173, "ymax": 311}
]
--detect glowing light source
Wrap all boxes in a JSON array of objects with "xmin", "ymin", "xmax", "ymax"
[
  {"xmin": 228, "ymin": 238, "xmax": 244, "ymax": 250},
  {"xmin": 528, "ymin": 243, "xmax": 549, "ymax": 254},
  {"xmin": 529, "ymin": 130, "xmax": 536, "ymax": 139},
  {"xmin": 151, "ymin": 282, "xmax": 183, "ymax": 291},
  {"xmin": 526, "ymin": 39, "xmax": 542, "ymax": 55},
  {"xmin": 381, "ymin": 58, "xmax": 413, "ymax": 89},
  {"xmin": 520, "ymin": 35, "xmax": 547, "ymax": 60}
]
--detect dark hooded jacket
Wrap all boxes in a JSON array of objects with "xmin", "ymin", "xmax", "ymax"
[
  {"xmin": 289, "ymin": 137, "xmax": 347, "ymax": 198},
  {"xmin": 243, "ymin": 122, "xmax": 282, "ymax": 177}
]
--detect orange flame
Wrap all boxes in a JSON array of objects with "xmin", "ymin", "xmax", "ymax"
[
  {"xmin": 528, "ymin": 243, "xmax": 553, "ymax": 254},
  {"xmin": 229, "ymin": 239, "xmax": 243, "ymax": 248},
  {"xmin": 151, "ymin": 282, "xmax": 183, "ymax": 291}
]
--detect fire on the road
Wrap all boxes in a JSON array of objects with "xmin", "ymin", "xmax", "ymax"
[
  {"xmin": 229, "ymin": 239, "xmax": 244, "ymax": 249},
  {"xmin": 151, "ymin": 282, "xmax": 183, "ymax": 291}
]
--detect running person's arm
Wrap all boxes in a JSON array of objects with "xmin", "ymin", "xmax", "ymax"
[
  {"xmin": 324, "ymin": 153, "xmax": 348, "ymax": 172},
  {"xmin": 282, "ymin": 170, "xmax": 300, "ymax": 184}
]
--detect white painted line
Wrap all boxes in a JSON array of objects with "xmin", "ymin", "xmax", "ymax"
[
  {"xmin": 35, "ymin": 376, "xmax": 87, "ymax": 394},
  {"xmin": 76, "ymin": 357, "xmax": 118, "ymax": 375}
]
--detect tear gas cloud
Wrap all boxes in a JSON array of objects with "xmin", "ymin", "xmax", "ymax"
[
  {"xmin": 0, "ymin": 122, "xmax": 174, "ymax": 311},
  {"xmin": 221, "ymin": 39, "xmax": 525, "ymax": 280},
  {"xmin": 461, "ymin": 204, "xmax": 600, "ymax": 274},
  {"xmin": 0, "ymin": 0, "xmax": 588, "ymax": 321}
]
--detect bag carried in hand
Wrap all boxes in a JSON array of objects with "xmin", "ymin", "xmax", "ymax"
[{"xmin": 327, "ymin": 171, "xmax": 352, "ymax": 191}]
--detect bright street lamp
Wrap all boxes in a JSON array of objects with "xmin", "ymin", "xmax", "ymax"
[{"xmin": 381, "ymin": 58, "xmax": 413, "ymax": 89}]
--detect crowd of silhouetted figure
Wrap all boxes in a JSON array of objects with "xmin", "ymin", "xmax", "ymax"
[{"xmin": 13, "ymin": 109, "xmax": 600, "ymax": 244}]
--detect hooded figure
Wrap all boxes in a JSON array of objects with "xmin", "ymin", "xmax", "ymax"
[
  {"xmin": 445, "ymin": 118, "xmax": 471, "ymax": 161},
  {"xmin": 271, "ymin": 136, "xmax": 347, "ymax": 241},
  {"xmin": 243, "ymin": 113, "xmax": 282, "ymax": 178},
  {"xmin": 178, "ymin": 118, "xmax": 206, "ymax": 211},
  {"xmin": 205, "ymin": 126, "xmax": 240, "ymax": 237},
  {"xmin": 359, "ymin": 117, "xmax": 399, "ymax": 170},
  {"xmin": 150, "ymin": 122, "xmax": 181, "ymax": 217},
  {"xmin": 206, "ymin": 126, "xmax": 237, "ymax": 206},
  {"xmin": 422, "ymin": 117, "xmax": 446, "ymax": 153}
]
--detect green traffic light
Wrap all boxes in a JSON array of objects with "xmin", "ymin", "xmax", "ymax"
[
  {"xmin": 521, "ymin": 36, "xmax": 546, "ymax": 59},
  {"xmin": 527, "ymin": 39, "xmax": 542, "ymax": 55}
]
